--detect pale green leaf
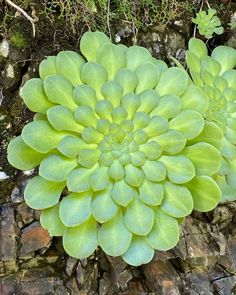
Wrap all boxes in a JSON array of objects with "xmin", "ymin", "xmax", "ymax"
[
  {"xmin": 226, "ymin": 159, "xmax": 236, "ymax": 189},
  {"xmin": 56, "ymin": 51, "xmax": 85, "ymax": 85},
  {"xmin": 73, "ymin": 84, "xmax": 97, "ymax": 107},
  {"xmin": 111, "ymin": 179, "xmax": 136, "ymax": 206},
  {"xmin": 185, "ymin": 51, "xmax": 201, "ymax": 72},
  {"xmin": 182, "ymin": 142, "xmax": 221, "ymax": 175},
  {"xmin": 59, "ymin": 192, "xmax": 91, "ymax": 226},
  {"xmin": 156, "ymin": 67, "xmax": 188, "ymax": 96},
  {"xmin": 139, "ymin": 180, "xmax": 164, "ymax": 206},
  {"xmin": 143, "ymin": 115, "xmax": 168, "ymax": 137},
  {"xmin": 169, "ymin": 110, "xmax": 204, "ymax": 140},
  {"xmin": 44, "ymin": 75, "xmax": 77, "ymax": 110},
  {"xmin": 124, "ymin": 195, "xmax": 154, "ymax": 235},
  {"xmin": 95, "ymin": 100, "xmax": 113, "ymax": 120},
  {"xmin": 90, "ymin": 166, "xmax": 110, "ymax": 191},
  {"xmin": 121, "ymin": 93, "xmax": 140, "ymax": 119},
  {"xmin": 67, "ymin": 167, "xmax": 95, "ymax": 192},
  {"xmin": 108, "ymin": 160, "xmax": 125, "ymax": 181},
  {"xmin": 186, "ymin": 176, "xmax": 221, "ymax": 212},
  {"xmin": 216, "ymin": 175, "xmax": 236, "ymax": 202},
  {"xmin": 125, "ymin": 164, "xmax": 144, "ymax": 187},
  {"xmin": 24, "ymin": 176, "xmax": 65, "ymax": 209},
  {"xmin": 80, "ymin": 62, "xmax": 107, "ymax": 96},
  {"xmin": 114, "ymin": 68, "xmax": 138, "ymax": 94},
  {"xmin": 211, "ymin": 45, "xmax": 236, "ymax": 74},
  {"xmin": 81, "ymin": 127, "xmax": 103, "ymax": 144},
  {"xmin": 20, "ymin": 78, "xmax": 54, "ymax": 113},
  {"xmin": 201, "ymin": 56, "xmax": 221, "ymax": 76},
  {"xmin": 137, "ymin": 90, "xmax": 159, "ymax": 113},
  {"xmin": 39, "ymin": 154, "xmax": 77, "ymax": 182},
  {"xmin": 131, "ymin": 151, "xmax": 146, "ymax": 166},
  {"xmin": 40, "ymin": 204, "xmax": 66, "ymax": 236},
  {"xmin": 159, "ymin": 155, "xmax": 195, "ymax": 184},
  {"xmin": 78, "ymin": 148, "xmax": 101, "ymax": 168},
  {"xmin": 98, "ymin": 210, "xmax": 132, "ymax": 256},
  {"xmin": 139, "ymin": 141, "xmax": 162, "ymax": 160},
  {"xmin": 80, "ymin": 31, "xmax": 110, "ymax": 61},
  {"xmin": 151, "ymin": 95, "xmax": 181, "ymax": 119},
  {"xmin": 155, "ymin": 130, "xmax": 186, "ymax": 154},
  {"xmin": 135, "ymin": 63, "xmax": 160, "ymax": 93},
  {"xmin": 146, "ymin": 209, "xmax": 179, "ymax": 250},
  {"xmin": 91, "ymin": 185, "xmax": 118, "ymax": 223},
  {"xmin": 97, "ymin": 43, "xmax": 126, "ymax": 79},
  {"xmin": 47, "ymin": 105, "xmax": 83, "ymax": 132},
  {"xmin": 188, "ymin": 37, "xmax": 208, "ymax": 59},
  {"xmin": 126, "ymin": 45, "xmax": 152, "ymax": 70},
  {"xmin": 189, "ymin": 121, "xmax": 223, "ymax": 150},
  {"xmin": 122, "ymin": 236, "xmax": 154, "ymax": 266},
  {"xmin": 63, "ymin": 217, "xmax": 97, "ymax": 259},
  {"xmin": 161, "ymin": 181, "xmax": 193, "ymax": 218},
  {"xmin": 101, "ymin": 81, "xmax": 124, "ymax": 107},
  {"xmin": 58, "ymin": 136, "xmax": 96, "ymax": 158},
  {"xmin": 181, "ymin": 84, "xmax": 209, "ymax": 115},
  {"xmin": 142, "ymin": 160, "xmax": 166, "ymax": 182},
  {"xmin": 39, "ymin": 56, "xmax": 57, "ymax": 79},
  {"xmin": 22, "ymin": 120, "xmax": 65, "ymax": 153},
  {"xmin": 7, "ymin": 136, "xmax": 45, "ymax": 170}
]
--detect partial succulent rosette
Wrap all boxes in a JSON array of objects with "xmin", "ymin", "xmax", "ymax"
[
  {"xmin": 185, "ymin": 37, "xmax": 236, "ymax": 202},
  {"xmin": 192, "ymin": 8, "xmax": 224, "ymax": 39},
  {"xmin": 7, "ymin": 31, "xmax": 222, "ymax": 266}
]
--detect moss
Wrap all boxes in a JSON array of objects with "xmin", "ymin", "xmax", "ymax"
[{"xmin": 9, "ymin": 32, "xmax": 29, "ymax": 49}]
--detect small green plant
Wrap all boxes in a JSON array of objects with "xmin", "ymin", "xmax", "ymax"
[
  {"xmin": 7, "ymin": 31, "xmax": 222, "ymax": 266},
  {"xmin": 192, "ymin": 8, "xmax": 224, "ymax": 39},
  {"xmin": 185, "ymin": 37, "xmax": 236, "ymax": 202}
]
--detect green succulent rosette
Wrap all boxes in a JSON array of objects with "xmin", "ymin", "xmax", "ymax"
[
  {"xmin": 7, "ymin": 31, "xmax": 222, "ymax": 266},
  {"xmin": 192, "ymin": 8, "xmax": 224, "ymax": 39},
  {"xmin": 185, "ymin": 37, "xmax": 236, "ymax": 202}
]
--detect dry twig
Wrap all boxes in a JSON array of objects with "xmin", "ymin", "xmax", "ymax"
[{"xmin": 5, "ymin": 0, "xmax": 38, "ymax": 37}]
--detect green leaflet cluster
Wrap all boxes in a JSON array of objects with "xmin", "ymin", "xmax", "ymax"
[
  {"xmin": 7, "ymin": 31, "xmax": 222, "ymax": 266},
  {"xmin": 192, "ymin": 8, "xmax": 224, "ymax": 39},
  {"xmin": 186, "ymin": 37, "xmax": 236, "ymax": 202}
]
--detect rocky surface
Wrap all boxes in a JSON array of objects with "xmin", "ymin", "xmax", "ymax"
[{"xmin": 1, "ymin": 1, "xmax": 236, "ymax": 294}]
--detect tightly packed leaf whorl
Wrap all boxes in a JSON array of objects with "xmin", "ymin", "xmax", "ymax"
[
  {"xmin": 186, "ymin": 37, "xmax": 236, "ymax": 202},
  {"xmin": 7, "ymin": 31, "xmax": 222, "ymax": 266}
]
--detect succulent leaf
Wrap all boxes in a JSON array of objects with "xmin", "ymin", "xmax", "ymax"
[
  {"xmin": 122, "ymin": 236, "xmax": 154, "ymax": 266},
  {"xmin": 40, "ymin": 204, "xmax": 66, "ymax": 236},
  {"xmin": 24, "ymin": 176, "xmax": 65, "ymax": 209},
  {"xmin": 63, "ymin": 217, "xmax": 98, "ymax": 259}
]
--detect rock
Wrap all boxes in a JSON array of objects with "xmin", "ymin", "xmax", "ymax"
[
  {"xmin": 144, "ymin": 260, "xmax": 181, "ymax": 294},
  {"xmin": 118, "ymin": 269, "xmax": 132, "ymax": 291},
  {"xmin": 139, "ymin": 26, "xmax": 186, "ymax": 64},
  {"xmin": 0, "ymin": 171, "xmax": 9, "ymax": 180},
  {"xmin": 66, "ymin": 257, "xmax": 78, "ymax": 277},
  {"xmin": 183, "ymin": 273, "xmax": 214, "ymax": 295},
  {"xmin": 0, "ymin": 275, "xmax": 18, "ymax": 295},
  {"xmin": 10, "ymin": 186, "xmax": 22, "ymax": 203},
  {"xmin": 20, "ymin": 221, "xmax": 51, "ymax": 256},
  {"xmin": 99, "ymin": 272, "xmax": 113, "ymax": 295},
  {"xmin": 2, "ymin": 61, "xmax": 23, "ymax": 90},
  {"xmin": 212, "ymin": 276, "xmax": 236, "ymax": 295},
  {"xmin": 17, "ymin": 202, "xmax": 34, "ymax": 225},
  {"xmin": 10, "ymin": 180, "xmax": 28, "ymax": 203},
  {"xmin": 0, "ymin": 204, "xmax": 18, "ymax": 274},
  {"xmin": 19, "ymin": 267, "xmax": 66, "ymax": 294},
  {"xmin": 0, "ymin": 39, "xmax": 9, "ymax": 62},
  {"xmin": 76, "ymin": 261, "xmax": 84, "ymax": 288}
]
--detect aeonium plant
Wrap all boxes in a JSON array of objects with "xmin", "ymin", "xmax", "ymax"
[
  {"xmin": 7, "ymin": 31, "xmax": 222, "ymax": 266},
  {"xmin": 185, "ymin": 37, "xmax": 236, "ymax": 202}
]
